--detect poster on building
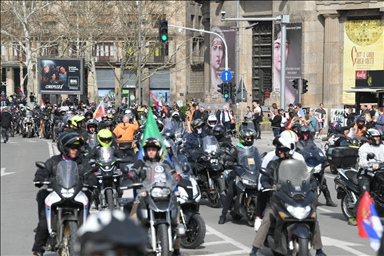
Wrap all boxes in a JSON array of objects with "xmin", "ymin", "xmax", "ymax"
[
  {"xmin": 343, "ymin": 19, "xmax": 384, "ymax": 104},
  {"xmin": 273, "ymin": 23, "xmax": 302, "ymax": 107},
  {"xmin": 38, "ymin": 58, "xmax": 84, "ymax": 95},
  {"xmin": 210, "ymin": 26, "xmax": 235, "ymax": 91}
]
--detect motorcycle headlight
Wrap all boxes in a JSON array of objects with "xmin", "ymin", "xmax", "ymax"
[
  {"xmin": 151, "ymin": 187, "xmax": 171, "ymax": 198},
  {"xmin": 61, "ymin": 188, "xmax": 75, "ymax": 198},
  {"xmin": 242, "ymin": 178, "xmax": 257, "ymax": 187},
  {"xmin": 314, "ymin": 164, "xmax": 322, "ymax": 173},
  {"xmin": 286, "ymin": 205, "xmax": 311, "ymax": 220}
]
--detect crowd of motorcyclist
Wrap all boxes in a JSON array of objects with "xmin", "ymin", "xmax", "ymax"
[{"xmin": 18, "ymin": 99, "xmax": 384, "ymax": 256}]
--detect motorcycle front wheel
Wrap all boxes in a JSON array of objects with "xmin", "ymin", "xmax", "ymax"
[
  {"xmin": 181, "ymin": 214, "xmax": 206, "ymax": 249},
  {"xmin": 341, "ymin": 193, "xmax": 355, "ymax": 220},
  {"xmin": 156, "ymin": 223, "xmax": 170, "ymax": 256},
  {"xmin": 106, "ymin": 189, "xmax": 114, "ymax": 209},
  {"xmin": 246, "ymin": 199, "xmax": 257, "ymax": 226},
  {"xmin": 296, "ymin": 237, "xmax": 309, "ymax": 256},
  {"xmin": 207, "ymin": 178, "xmax": 224, "ymax": 208},
  {"xmin": 59, "ymin": 221, "xmax": 78, "ymax": 256}
]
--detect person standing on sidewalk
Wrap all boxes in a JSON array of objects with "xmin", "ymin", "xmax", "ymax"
[
  {"xmin": 252, "ymin": 100, "xmax": 262, "ymax": 139},
  {"xmin": 269, "ymin": 108, "xmax": 282, "ymax": 137},
  {"xmin": 1, "ymin": 107, "xmax": 12, "ymax": 143},
  {"xmin": 315, "ymin": 103, "xmax": 327, "ymax": 138}
]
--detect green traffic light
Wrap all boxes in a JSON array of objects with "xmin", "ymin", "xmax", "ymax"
[
  {"xmin": 224, "ymin": 94, "xmax": 229, "ymax": 98},
  {"xmin": 161, "ymin": 35, "xmax": 168, "ymax": 41}
]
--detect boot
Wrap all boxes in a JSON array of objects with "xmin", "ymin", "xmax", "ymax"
[
  {"xmin": 218, "ymin": 214, "xmax": 226, "ymax": 224},
  {"xmin": 323, "ymin": 189, "xmax": 337, "ymax": 207}
]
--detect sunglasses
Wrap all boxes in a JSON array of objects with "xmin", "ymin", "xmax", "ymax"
[
  {"xmin": 68, "ymin": 145, "xmax": 80, "ymax": 150},
  {"xmin": 100, "ymin": 138, "xmax": 112, "ymax": 143},
  {"xmin": 196, "ymin": 126, "xmax": 203, "ymax": 129},
  {"xmin": 278, "ymin": 148, "xmax": 290, "ymax": 153}
]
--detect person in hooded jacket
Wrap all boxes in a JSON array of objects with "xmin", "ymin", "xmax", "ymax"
[{"xmin": 1, "ymin": 107, "xmax": 12, "ymax": 143}]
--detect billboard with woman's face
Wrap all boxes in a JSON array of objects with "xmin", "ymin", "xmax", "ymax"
[
  {"xmin": 210, "ymin": 26, "xmax": 235, "ymax": 91},
  {"xmin": 37, "ymin": 58, "xmax": 84, "ymax": 95},
  {"xmin": 273, "ymin": 23, "xmax": 302, "ymax": 106}
]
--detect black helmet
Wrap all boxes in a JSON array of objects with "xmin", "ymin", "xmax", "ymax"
[
  {"xmin": 142, "ymin": 137, "xmax": 163, "ymax": 160},
  {"xmin": 84, "ymin": 111, "xmax": 93, "ymax": 120},
  {"xmin": 212, "ymin": 124, "xmax": 226, "ymax": 140},
  {"xmin": 162, "ymin": 129, "xmax": 175, "ymax": 140},
  {"xmin": 75, "ymin": 209, "xmax": 147, "ymax": 256},
  {"xmin": 356, "ymin": 117, "xmax": 366, "ymax": 129},
  {"xmin": 238, "ymin": 128, "xmax": 256, "ymax": 146},
  {"xmin": 86, "ymin": 118, "xmax": 98, "ymax": 130},
  {"xmin": 171, "ymin": 112, "xmax": 180, "ymax": 121},
  {"xmin": 57, "ymin": 132, "xmax": 84, "ymax": 157},
  {"xmin": 365, "ymin": 128, "xmax": 382, "ymax": 146},
  {"xmin": 191, "ymin": 119, "xmax": 205, "ymax": 134},
  {"xmin": 291, "ymin": 122, "xmax": 301, "ymax": 134},
  {"xmin": 273, "ymin": 135, "xmax": 295, "ymax": 158},
  {"xmin": 299, "ymin": 125, "xmax": 311, "ymax": 140}
]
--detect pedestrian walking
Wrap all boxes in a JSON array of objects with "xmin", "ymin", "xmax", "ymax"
[{"xmin": 1, "ymin": 107, "xmax": 12, "ymax": 143}]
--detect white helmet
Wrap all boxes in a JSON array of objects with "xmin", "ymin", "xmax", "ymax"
[
  {"xmin": 125, "ymin": 109, "xmax": 132, "ymax": 114},
  {"xmin": 207, "ymin": 115, "xmax": 218, "ymax": 128},
  {"xmin": 280, "ymin": 130, "xmax": 299, "ymax": 143}
]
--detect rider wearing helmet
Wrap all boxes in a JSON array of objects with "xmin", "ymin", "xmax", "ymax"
[
  {"xmin": 86, "ymin": 118, "xmax": 98, "ymax": 150},
  {"xmin": 296, "ymin": 125, "xmax": 317, "ymax": 150},
  {"xmin": 204, "ymin": 115, "xmax": 218, "ymax": 135},
  {"xmin": 337, "ymin": 116, "xmax": 366, "ymax": 137},
  {"xmin": 218, "ymin": 128, "xmax": 261, "ymax": 225},
  {"xmin": 249, "ymin": 135, "xmax": 327, "ymax": 256},
  {"xmin": 98, "ymin": 113, "xmax": 110, "ymax": 130},
  {"xmin": 84, "ymin": 111, "xmax": 93, "ymax": 122},
  {"xmin": 113, "ymin": 114, "xmax": 139, "ymax": 158},
  {"xmin": 183, "ymin": 119, "xmax": 207, "ymax": 162},
  {"xmin": 32, "ymin": 133, "xmax": 95, "ymax": 256},
  {"xmin": 349, "ymin": 128, "xmax": 384, "ymax": 226},
  {"xmin": 212, "ymin": 124, "xmax": 233, "ymax": 148},
  {"xmin": 127, "ymin": 137, "xmax": 182, "ymax": 256},
  {"xmin": 75, "ymin": 209, "xmax": 147, "ymax": 256},
  {"xmin": 66, "ymin": 114, "xmax": 88, "ymax": 142},
  {"xmin": 85, "ymin": 129, "xmax": 124, "ymax": 160}
]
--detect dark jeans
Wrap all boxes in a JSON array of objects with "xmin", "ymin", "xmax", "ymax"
[
  {"xmin": 1, "ymin": 126, "xmax": 9, "ymax": 142},
  {"xmin": 272, "ymin": 128, "xmax": 280, "ymax": 137},
  {"xmin": 223, "ymin": 121, "xmax": 231, "ymax": 132},
  {"xmin": 253, "ymin": 120, "xmax": 261, "ymax": 138}
]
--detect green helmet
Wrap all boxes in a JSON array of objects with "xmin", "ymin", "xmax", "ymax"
[
  {"xmin": 71, "ymin": 115, "xmax": 85, "ymax": 128},
  {"xmin": 98, "ymin": 129, "xmax": 113, "ymax": 147}
]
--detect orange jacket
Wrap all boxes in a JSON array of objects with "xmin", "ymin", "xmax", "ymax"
[{"xmin": 113, "ymin": 120, "xmax": 139, "ymax": 143}]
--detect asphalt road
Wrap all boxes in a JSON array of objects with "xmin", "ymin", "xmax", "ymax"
[{"xmin": 0, "ymin": 134, "xmax": 378, "ymax": 256}]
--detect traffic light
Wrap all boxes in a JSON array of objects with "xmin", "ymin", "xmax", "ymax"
[
  {"xmin": 217, "ymin": 83, "xmax": 224, "ymax": 95},
  {"xmin": 302, "ymin": 79, "xmax": 308, "ymax": 94},
  {"xmin": 158, "ymin": 20, "xmax": 168, "ymax": 42},
  {"xmin": 229, "ymin": 83, "xmax": 236, "ymax": 99},
  {"xmin": 292, "ymin": 78, "xmax": 299, "ymax": 90},
  {"xmin": 223, "ymin": 83, "xmax": 229, "ymax": 99}
]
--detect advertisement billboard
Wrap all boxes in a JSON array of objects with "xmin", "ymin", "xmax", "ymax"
[
  {"xmin": 37, "ymin": 58, "xmax": 84, "ymax": 94},
  {"xmin": 273, "ymin": 23, "xmax": 302, "ymax": 106},
  {"xmin": 343, "ymin": 19, "xmax": 384, "ymax": 104},
  {"xmin": 210, "ymin": 26, "xmax": 236, "ymax": 91}
]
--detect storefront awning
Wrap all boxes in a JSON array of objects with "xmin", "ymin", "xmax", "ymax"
[{"xmin": 343, "ymin": 88, "xmax": 384, "ymax": 93}]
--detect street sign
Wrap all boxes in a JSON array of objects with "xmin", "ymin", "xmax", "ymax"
[{"xmin": 221, "ymin": 70, "xmax": 232, "ymax": 82}]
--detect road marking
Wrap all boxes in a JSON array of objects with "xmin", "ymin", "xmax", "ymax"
[
  {"xmin": 46, "ymin": 141, "xmax": 53, "ymax": 157},
  {"xmin": 324, "ymin": 174, "xmax": 334, "ymax": 179},
  {"xmin": 193, "ymin": 250, "xmax": 249, "ymax": 256},
  {"xmin": 202, "ymin": 241, "xmax": 228, "ymax": 246},
  {"xmin": 1, "ymin": 167, "xmax": 15, "ymax": 176},
  {"xmin": 26, "ymin": 140, "xmax": 36, "ymax": 143},
  {"xmin": 321, "ymin": 236, "xmax": 367, "ymax": 256},
  {"xmin": 317, "ymin": 207, "xmax": 333, "ymax": 213}
]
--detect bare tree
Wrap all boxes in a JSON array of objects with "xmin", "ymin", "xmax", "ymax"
[{"xmin": 0, "ymin": 0, "xmax": 62, "ymax": 95}]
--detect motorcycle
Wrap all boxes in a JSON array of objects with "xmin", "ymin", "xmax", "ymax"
[
  {"xmin": 135, "ymin": 162, "xmax": 183, "ymax": 256},
  {"xmin": 34, "ymin": 161, "xmax": 89, "ymax": 255},
  {"xmin": 224, "ymin": 146, "xmax": 260, "ymax": 226},
  {"xmin": 173, "ymin": 152, "xmax": 206, "ymax": 249},
  {"xmin": 189, "ymin": 136, "xmax": 225, "ymax": 208},
  {"xmin": 22, "ymin": 111, "xmax": 35, "ymax": 138},
  {"xmin": 90, "ymin": 147, "xmax": 126, "ymax": 210},
  {"xmin": 42, "ymin": 114, "xmax": 53, "ymax": 139},
  {"xmin": 334, "ymin": 153, "xmax": 384, "ymax": 220},
  {"xmin": 260, "ymin": 159, "xmax": 317, "ymax": 256}
]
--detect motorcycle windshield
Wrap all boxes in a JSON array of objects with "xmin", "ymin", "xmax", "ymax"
[
  {"xmin": 298, "ymin": 149, "xmax": 326, "ymax": 167},
  {"xmin": 98, "ymin": 147, "xmax": 116, "ymax": 165},
  {"xmin": 237, "ymin": 147, "xmax": 260, "ymax": 175},
  {"xmin": 163, "ymin": 118, "xmax": 177, "ymax": 131},
  {"xmin": 173, "ymin": 154, "xmax": 193, "ymax": 179},
  {"xmin": 56, "ymin": 161, "xmax": 79, "ymax": 189},
  {"xmin": 277, "ymin": 159, "xmax": 311, "ymax": 195},
  {"xmin": 346, "ymin": 134, "xmax": 363, "ymax": 147},
  {"xmin": 202, "ymin": 136, "xmax": 220, "ymax": 155},
  {"xmin": 142, "ymin": 162, "xmax": 177, "ymax": 191},
  {"xmin": 26, "ymin": 112, "xmax": 33, "ymax": 118}
]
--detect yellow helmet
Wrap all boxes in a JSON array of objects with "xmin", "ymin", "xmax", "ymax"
[{"xmin": 97, "ymin": 129, "xmax": 113, "ymax": 147}]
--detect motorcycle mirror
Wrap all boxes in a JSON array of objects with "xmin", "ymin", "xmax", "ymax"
[
  {"xmin": 182, "ymin": 165, "xmax": 190, "ymax": 173},
  {"xmin": 35, "ymin": 161, "xmax": 46, "ymax": 169},
  {"xmin": 367, "ymin": 153, "xmax": 375, "ymax": 160},
  {"xmin": 259, "ymin": 167, "xmax": 271, "ymax": 178},
  {"xmin": 89, "ymin": 159, "xmax": 96, "ymax": 165}
]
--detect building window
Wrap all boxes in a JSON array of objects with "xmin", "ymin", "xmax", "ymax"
[
  {"xmin": 68, "ymin": 42, "xmax": 86, "ymax": 57},
  {"xmin": 191, "ymin": 14, "xmax": 195, "ymax": 28},
  {"xmin": 40, "ymin": 43, "xmax": 58, "ymax": 57},
  {"xmin": 12, "ymin": 43, "xmax": 26, "ymax": 61},
  {"xmin": 1, "ymin": 45, "xmax": 5, "ymax": 56},
  {"xmin": 96, "ymin": 43, "xmax": 114, "ymax": 62}
]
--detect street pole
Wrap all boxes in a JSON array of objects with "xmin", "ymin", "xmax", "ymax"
[
  {"xmin": 235, "ymin": 0, "xmax": 240, "ymax": 117},
  {"xmin": 221, "ymin": 15, "xmax": 290, "ymax": 107},
  {"xmin": 137, "ymin": 0, "xmax": 142, "ymax": 105},
  {"xmin": 168, "ymin": 24, "xmax": 229, "ymax": 71}
]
